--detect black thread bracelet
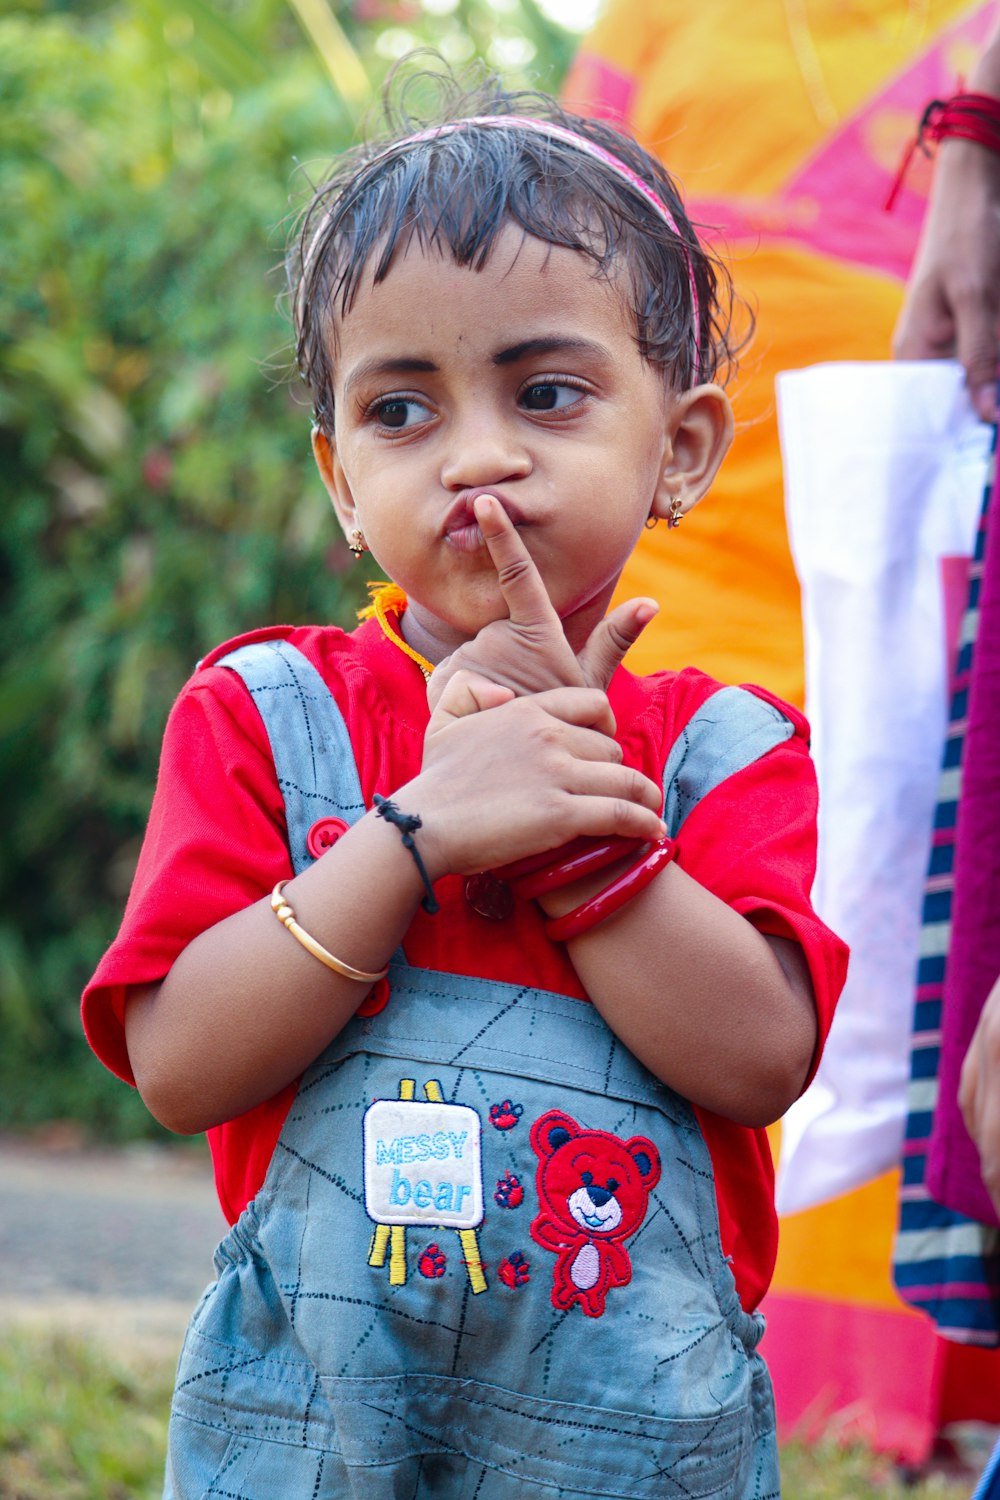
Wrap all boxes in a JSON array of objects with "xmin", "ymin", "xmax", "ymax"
[{"xmin": 373, "ymin": 794, "xmax": 440, "ymax": 914}]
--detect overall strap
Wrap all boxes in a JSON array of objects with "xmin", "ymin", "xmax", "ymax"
[
  {"xmin": 215, "ymin": 639, "xmax": 366, "ymax": 876},
  {"xmin": 662, "ymin": 683, "xmax": 795, "ymax": 836},
  {"xmin": 215, "ymin": 645, "xmax": 791, "ymax": 881}
]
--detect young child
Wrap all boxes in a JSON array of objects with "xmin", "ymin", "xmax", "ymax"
[{"xmin": 83, "ymin": 71, "xmax": 848, "ymax": 1499}]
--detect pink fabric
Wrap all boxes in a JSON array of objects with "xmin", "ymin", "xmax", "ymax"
[
  {"xmin": 561, "ymin": 55, "xmax": 636, "ymax": 126},
  {"xmin": 926, "ymin": 465, "xmax": 1000, "ymax": 1227},
  {"xmin": 761, "ymin": 1291, "xmax": 946, "ymax": 1464},
  {"xmin": 686, "ymin": 4, "xmax": 996, "ymax": 282},
  {"xmin": 941, "ymin": 555, "xmax": 973, "ymax": 681}
]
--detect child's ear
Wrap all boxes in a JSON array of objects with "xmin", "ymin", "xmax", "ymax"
[
  {"xmin": 311, "ymin": 426, "xmax": 358, "ymax": 538},
  {"xmin": 651, "ymin": 384, "xmax": 734, "ymax": 524}
]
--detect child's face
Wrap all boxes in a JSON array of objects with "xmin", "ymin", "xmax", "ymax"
[{"xmin": 315, "ymin": 227, "xmax": 728, "ymax": 659}]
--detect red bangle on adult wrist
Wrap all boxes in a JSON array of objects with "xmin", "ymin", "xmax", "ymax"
[
  {"xmin": 887, "ymin": 91, "xmax": 1000, "ymax": 209},
  {"xmin": 544, "ymin": 836, "xmax": 677, "ymax": 943}
]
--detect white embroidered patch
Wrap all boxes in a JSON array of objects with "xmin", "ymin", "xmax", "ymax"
[{"xmin": 363, "ymin": 1097, "xmax": 483, "ymax": 1229}]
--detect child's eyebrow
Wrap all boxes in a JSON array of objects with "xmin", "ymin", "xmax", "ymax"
[
  {"xmin": 493, "ymin": 337, "xmax": 610, "ymax": 365},
  {"xmin": 343, "ymin": 357, "xmax": 437, "ymax": 398},
  {"xmin": 341, "ymin": 339, "xmax": 611, "ymax": 399}
]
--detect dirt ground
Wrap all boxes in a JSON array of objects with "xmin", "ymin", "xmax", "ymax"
[{"xmin": 0, "ymin": 1132, "xmax": 226, "ymax": 1360}]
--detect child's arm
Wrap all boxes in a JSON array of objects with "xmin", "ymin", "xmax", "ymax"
[
  {"xmin": 124, "ymin": 675, "xmax": 666, "ymax": 1135},
  {"xmin": 427, "ymin": 502, "xmax": 822, "ymax": 1126},
  {"xmin": 536, "ymin": 861, "xmax": 818, "ymax": 1128}
]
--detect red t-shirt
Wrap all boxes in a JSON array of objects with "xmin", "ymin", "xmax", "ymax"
[{"xmin": 82, "ymin": 617, "xmax": 847, "ymax": 1311}]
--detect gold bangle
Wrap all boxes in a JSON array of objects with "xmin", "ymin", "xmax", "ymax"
[{"xmin": 269, "ymin": 881, "xmax": 388, "ymax": 984}]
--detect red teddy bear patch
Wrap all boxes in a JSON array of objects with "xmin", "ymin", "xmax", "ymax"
[{"xmin": 529, "ymin": 1109, "xmax": 661, "ymax": 1318}]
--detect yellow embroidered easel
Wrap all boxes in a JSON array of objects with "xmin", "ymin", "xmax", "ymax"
[{"xmin": 367, "ymin": 1077, "xmax": 487, "ymax": 1293}]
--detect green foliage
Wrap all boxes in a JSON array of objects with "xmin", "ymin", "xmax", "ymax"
[{"xmin": 0, "ymin": 1, "xmax": 573, "ymax": 1136}]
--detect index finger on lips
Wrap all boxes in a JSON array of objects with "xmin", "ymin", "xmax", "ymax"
[{"xmin": 474, "ymin": 494, "xmax": 559, "ymax": 627}]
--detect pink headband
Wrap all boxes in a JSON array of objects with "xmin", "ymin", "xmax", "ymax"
[
  {"xmin": 396, "ymin": 116, "xmax": 701, "ymax": 362},
  {"xmin": 304, "ymin": 114, "xmax": 702, "ymax": 378}
]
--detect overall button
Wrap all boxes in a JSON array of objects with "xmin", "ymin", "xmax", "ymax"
[
  {"xmin": 306, "ymin": 816, "xmax": 349, "ymax": 860},
  {"xmin": 356, "ymin": 977, "xmax": 390, "ymax": 1016}
]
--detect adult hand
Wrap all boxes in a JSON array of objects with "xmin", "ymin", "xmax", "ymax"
[
  {"xmin": 894, "ymin": 137, "xmax": 1000, "ymax": 422},
  {"xmin": 426, "ymin": 494, "xmax": 658, "ymax": 715},
  {"xmin": 959, "ymin": 973, "xmax": 1000, "ymax": 1215}
]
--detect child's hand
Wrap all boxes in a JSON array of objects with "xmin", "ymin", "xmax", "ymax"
[
  {"xmin": 411, "ymin": 667, "xmax": 666, "ymax": 878},
  {"xmin": 426, "ymin": 495, "xmax": 658, "ymax": 714}
]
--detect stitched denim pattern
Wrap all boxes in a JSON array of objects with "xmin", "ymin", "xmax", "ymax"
[{"xmin": 164, "ymin": 644, "xmax": 781, "ymax": 1498}]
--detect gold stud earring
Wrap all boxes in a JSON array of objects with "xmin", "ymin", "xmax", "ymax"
[
  {"xmin": 348, "ymin": 528, "xmax": 367, "ymax": 559},
  {"xmin": 667, "ymin": 497, "xmax": 684, "ymax": 529}
]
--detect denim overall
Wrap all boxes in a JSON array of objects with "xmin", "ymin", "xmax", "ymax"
[{"xmin": 165, "ymin": 640, "xmax": 791, "ymax": 1499}]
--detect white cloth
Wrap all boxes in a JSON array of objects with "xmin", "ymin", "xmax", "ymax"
[{"xmin": 775, "ymin": 361, "xmax": 990, "ymax": 1215}]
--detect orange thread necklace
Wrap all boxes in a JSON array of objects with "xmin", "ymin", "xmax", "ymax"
[{"xmin": 360, "ymin": 582, "xmax": 434, "ymax": 682}]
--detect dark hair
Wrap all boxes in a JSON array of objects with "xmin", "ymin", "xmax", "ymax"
[{"xmin": 289, "ymin": 61, "xmax": 744, "ymax": 434}]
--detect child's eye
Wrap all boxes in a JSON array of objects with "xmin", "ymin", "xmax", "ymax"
[
  {"xmin": 519, "ymin": 381, "xmax": 586, "ymax": 413},
  {"xmin": 371, "ymin": 397, "xmax": 432, "ymax": 430}
]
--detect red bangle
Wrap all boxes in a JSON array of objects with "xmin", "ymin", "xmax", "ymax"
[
  {"xmin": 887, "ymin": 91, "xmax": 1000, "ymax": 209},
  {"xmin": 544, "ymin": 836, "xmax": 677, "ymax": 943},
  {"xmin": 493, "ymin": 836, "xmax": 595, "ymax": 885},
  {"xmin": 509, "ymin": 836, "xmax": 641, "ymax": 900}
]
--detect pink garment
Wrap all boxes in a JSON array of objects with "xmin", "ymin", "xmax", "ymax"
[{"xmin": 926, "ymin": 462, "xmax": 1000, "ymax": 1228}]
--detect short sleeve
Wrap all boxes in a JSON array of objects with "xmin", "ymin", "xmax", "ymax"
[
  {"xmin": 675, "ymin": 719, "xmax": 849, "ymax": 1088},
  {"xmin": 81, "ymin": 664, "xmax": 293, "ymax": 1084}
]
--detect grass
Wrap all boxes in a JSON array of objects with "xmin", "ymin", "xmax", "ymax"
[
  {"xmin": 0, "ymin": 1330, "xmax": 980, "ymax": 1499},
  {"xmin": 781, "ymin": 1440, "xmax": 973, "ymax": 1498},
  {"xmin": 0, "ymin": 1332, "xmax": 173, "ymax": 1500}
]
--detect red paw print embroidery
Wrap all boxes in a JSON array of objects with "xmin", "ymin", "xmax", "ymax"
[
  {"xmin": 498, "ymin": 1252, "xmax": 530, "ymax": 1288},
  {"xmin": 417, "ymin": 1244, "xmax": 447, "ymax": 1279},
  {"xmin": 493, "ymin": 1170, "xmax": 525, "ymax": 1209},
  {"xmin": 489, "ymin": 1100, "xmax": 524, "ymax": 1131}
]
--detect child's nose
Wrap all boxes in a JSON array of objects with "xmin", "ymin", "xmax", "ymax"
[{"xmin": 439, "ymin": 414, "xmax": 532, "ymax": 491}]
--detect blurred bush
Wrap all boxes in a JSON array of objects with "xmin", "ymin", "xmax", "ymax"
[{"xmin": 0, "ymin": 0, "xmax": 571, "ymax": 1137}]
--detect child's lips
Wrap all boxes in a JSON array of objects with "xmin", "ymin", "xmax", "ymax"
[
  {"xmin": 442, "ymin": 490, "xmax": 525, "ymax": 551},
  {"xmin": 446, "ymin": 521, "xmax": 488, "ymax": 553}
]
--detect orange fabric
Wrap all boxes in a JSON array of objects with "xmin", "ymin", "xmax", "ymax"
[
  {"xmin": 567, "ymin": 0, "xmax": 1000, "ymax": 1453},
  {"xmin": 566, "ymin": 0, "xmax": 993, "ymax": 706},
  {"xmin": 773, "ymin": 1170, "xmax": 907, "ymax": 1307}
]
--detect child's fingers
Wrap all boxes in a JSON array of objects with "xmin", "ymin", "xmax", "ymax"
[
  {"xmin": 577, "ymin": 598, "xmax": 660, "ymax": 691},
  {"xmin": 432, "ymin": 668, "xmax": 516, "ymax": 723},
  {"xmin": 562, "ymin": 792, "xmax": 666, "ymax": 844},
  {"xmin": 529, "ymin": 686, "xmax": 618, "ymax": 738},
  {"xmin": 474, "ymin": 494, "xmax": 561, "ymax": 629},
  {"xmin": 567, "ymin": 759, "xmax": 664, "ymax": 814}
]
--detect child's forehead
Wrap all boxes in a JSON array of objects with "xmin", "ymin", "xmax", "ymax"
[{"xmin": 330, "ymin": 228, "xmax": 632, "ymax": 349}]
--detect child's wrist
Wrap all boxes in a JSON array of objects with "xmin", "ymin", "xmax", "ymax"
[
  {"xmin": 533, "ymin": 853, "xmax": 637, "ymax": 918},
  {"xmin": 374, "ymin": 779, "xmax": 453, "ymax": 887},
  {"xmin": 372, "ymin": 794, "xmax": 440, "ymax": 914}
]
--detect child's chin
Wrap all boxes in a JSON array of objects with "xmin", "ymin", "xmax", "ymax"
[{"xmin": 443, "ymin": 587, "xmax": 510, "ymax": 636}]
